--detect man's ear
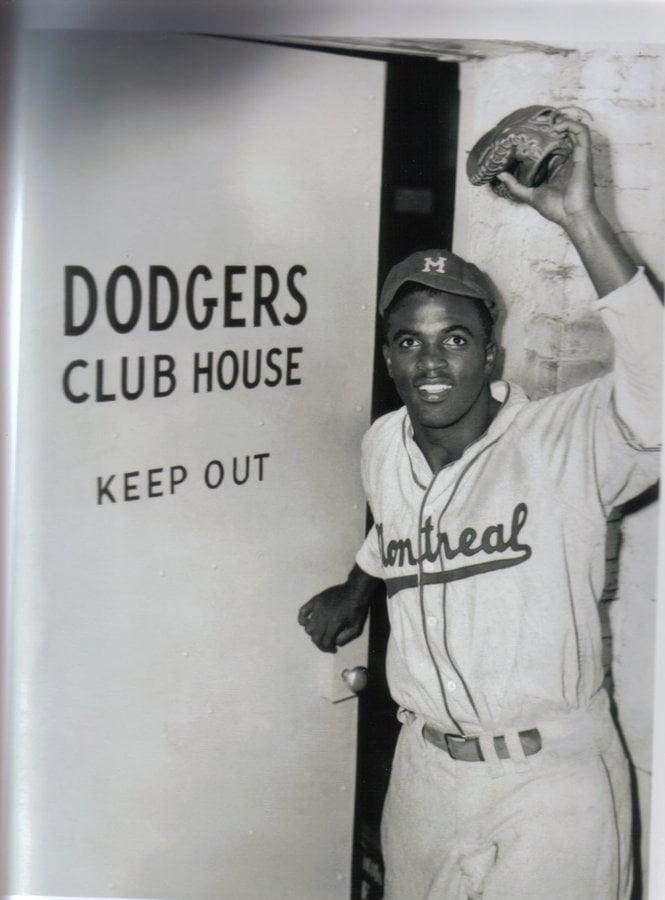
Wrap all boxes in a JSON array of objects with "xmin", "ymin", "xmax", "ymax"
[
  {"xmin": 484, "ymin": 341, "xmax": 497, "ymax": 376},
  {"xmin": 382, "ymin": 343, "xmax": 394, "ymax": 379}
]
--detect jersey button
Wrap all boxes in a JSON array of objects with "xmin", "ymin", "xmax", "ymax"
[
  {"xmin": 447, "ymin": 680, "xmax": 457, "ymax": 691},
  {"xmin": 426, "ymin": 616, "xmax": 438, "ymax": 627}
]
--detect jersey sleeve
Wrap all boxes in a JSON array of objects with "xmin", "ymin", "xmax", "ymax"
[
  {"xmin": 519, "ymin": 269, "xmax": 662, "ymax": 515},
  {"xmin": 353, "ymin": 421, "xmax": 387, "ymax": 579},
  {"xmin": 593, "ymin": 268, "xmax": 661, "ymax": 509},
  {"xmin": 596, "ymin": 267, "xmax": 662, "ymax": 451},
  {"xmin": 355, "ymin": 524, "xmax": 384, "ymax": 579}
]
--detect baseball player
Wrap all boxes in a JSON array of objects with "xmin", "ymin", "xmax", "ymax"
[{"xmin": 298, "ymin": 117, "xmax": 661, "ymax": 898}]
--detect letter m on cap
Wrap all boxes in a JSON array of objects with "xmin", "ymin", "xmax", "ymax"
[{"xmin": 422, "ymin": 256, "xmax": 447, "ymax": 273}]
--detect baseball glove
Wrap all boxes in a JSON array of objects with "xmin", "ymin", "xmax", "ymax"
[{"xmin": 466, "ymin": 106, "xmax": 574, "ymax": 199}]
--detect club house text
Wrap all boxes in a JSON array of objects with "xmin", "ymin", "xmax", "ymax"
[{"xmin": 62, "ymin": 263, "xmax": 308, "ymax": 402}]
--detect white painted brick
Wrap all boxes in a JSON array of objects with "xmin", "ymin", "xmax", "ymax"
[
  {"xmin": 461, "ymin": 51, "xmax": 583, "ymax": 140},
  {"xmin": 591, "ymin": 138, "xmax": 660, "ymax": 193},
  {"xmin": 609, "ymin": 144, "xmax": 659, "ymax": 190},
  {"xmin": 559, "ymin": 243, "xmax": 598, "ymax": 308},
  {"xmin": 579, "ymin": 49, "xmax": 661, "ymax": 101},
  {"xmin": 599, "ymin": 187, "xmax": 662, "ymax": 240},
  {"xmin": 578, "ymin": 51, "xmax": 622, "ymax": 95},
  {"xmin": 524, "ymin": 315, "xmax": 565, "ymax": 357},
  {"xmin": 522, "ymin": 351, "xmax": 559, "ymax": 398},
  {"xmin": 562, "ymin": 314, "xmax": 614, "ymax": 361}
]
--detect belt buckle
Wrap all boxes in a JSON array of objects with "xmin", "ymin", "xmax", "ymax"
[{"xmin": 444, "ymin": 732, "xmax": 483, "ymax": 762}]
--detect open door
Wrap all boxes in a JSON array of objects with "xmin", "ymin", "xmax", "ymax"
[
  {"xmin": 8, "ymin": 31, "xmax": 384, "ymax": 900},
  {"xmin": 352, "ymin": 56, "xmax": 460, "ymax": 900}
]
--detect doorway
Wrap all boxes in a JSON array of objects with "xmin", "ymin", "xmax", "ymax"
[{"xmin": 351, "ymin": 55, "xmax": 460, "ymax": 900}]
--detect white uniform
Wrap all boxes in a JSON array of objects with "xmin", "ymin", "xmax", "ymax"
[{"xmin": 356, "ymin": 270, "xmax": 661, "ymax": 899}]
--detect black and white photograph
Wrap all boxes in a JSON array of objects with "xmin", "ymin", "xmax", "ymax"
[{"xmin": 1, "ymin": 3, "xmax": 664, "ymax": 899}]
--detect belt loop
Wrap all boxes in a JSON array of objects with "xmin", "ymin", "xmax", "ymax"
[
  {"xmin": 476, "ymin": 733, "xmax": 504, "ymax": 779},
  {"xmin": 503, "ymin": 730, "xmax": 528, "ymax": 768}
]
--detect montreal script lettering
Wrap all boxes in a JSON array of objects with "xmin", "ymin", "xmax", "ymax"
[{"xmin": 377, "ymin": 502, "xmax": 531, "ymax": 570}]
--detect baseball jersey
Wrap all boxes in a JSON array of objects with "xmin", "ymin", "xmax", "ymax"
[{"xmin": 356, "ymin": 269, "xmax": 661, "ymax": 736}]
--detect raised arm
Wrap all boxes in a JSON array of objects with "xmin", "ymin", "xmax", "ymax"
[
  {"xmin": 496, "ymin": 118, "xmax": 637, "ymax": 297},
  {"xmin": 498, "ymin": 116, "xmax": 661, "ymax": 454}
]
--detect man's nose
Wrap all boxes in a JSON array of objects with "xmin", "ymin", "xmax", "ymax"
[{"xmin": 418, "ymin": 346, "xmax": 448, "ymax": 371}]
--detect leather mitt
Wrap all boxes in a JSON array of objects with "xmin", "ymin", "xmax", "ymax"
[{"xmin": 467, "ymin": 106, "xmax": 574, "ymax": 199}]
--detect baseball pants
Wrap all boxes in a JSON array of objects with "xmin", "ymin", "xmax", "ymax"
[{"xmin": 381, "ymin": 712, "xmax": 632, "ymax": 899}]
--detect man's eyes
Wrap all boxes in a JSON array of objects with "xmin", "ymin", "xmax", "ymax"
[{"xmin": 396, "ymin": 334, "xmax": 468, "ymax": 349}]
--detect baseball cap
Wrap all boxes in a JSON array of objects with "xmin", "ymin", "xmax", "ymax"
[{"xmin": 378, "ymin": 249, "xmax": 497, "ymax": 321}]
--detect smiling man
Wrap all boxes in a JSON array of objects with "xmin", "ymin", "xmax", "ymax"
[
  {"xmin": 380, "ymin": 253, "xmax": 499, "ymax": 471},
  {"xmin": 298, "ymin": 118, "xmax": 662, "ymax": 899}
]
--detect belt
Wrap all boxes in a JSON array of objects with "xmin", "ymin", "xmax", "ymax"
[{"xmin": 423, "ymin": 723, "xmax": 542, "ymax": 762}]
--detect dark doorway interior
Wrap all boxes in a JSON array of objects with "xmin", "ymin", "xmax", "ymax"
[{"xmin": 351, "ymin": 56, "xmax": 460, "ymax": 900}]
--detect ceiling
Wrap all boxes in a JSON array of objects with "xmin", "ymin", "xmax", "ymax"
[{"xmin": 230, "ymin": 35, "xmax": 571, "ymax": 62}]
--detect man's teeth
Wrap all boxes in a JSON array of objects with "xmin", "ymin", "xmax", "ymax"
[{"xmin": 419, "ymin": 384, "xmax": 451, "ymax": 395}]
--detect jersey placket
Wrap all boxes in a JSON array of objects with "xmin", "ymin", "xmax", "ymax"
[
  {"xmin": 401, "ymin": 390, "xmax": 520, "ymax": 734},
  {"xmin": 415, "ymin": 464, "xmax": 480, "ymax": 735}
]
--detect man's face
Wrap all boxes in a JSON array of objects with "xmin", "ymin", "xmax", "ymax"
[{"xmin": 382, "ymin": 289, "xmax": 496, "ymax": 432}]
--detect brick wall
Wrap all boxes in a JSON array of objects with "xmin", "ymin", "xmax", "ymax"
[{"xmin": 454, "ymin": 43, "xmax": 664, "ymax": 892}]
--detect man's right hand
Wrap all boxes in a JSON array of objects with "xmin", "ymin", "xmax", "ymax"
[{"xmin": 297, "ymin": 564, "xmax": 380, "ymax": 653}]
